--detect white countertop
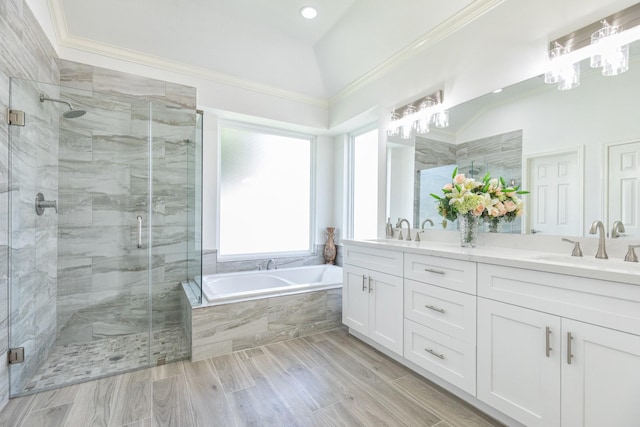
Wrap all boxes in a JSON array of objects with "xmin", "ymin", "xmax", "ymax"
[{"xmin": 343, "ymin": 236, "xmax": 640, "ymax": 286}]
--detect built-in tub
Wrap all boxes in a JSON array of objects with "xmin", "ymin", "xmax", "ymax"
[
  {"xmin": 202, "ymin": 264, "xmax": 343, "ymax": 305},
  {"xmin": 185, "ymin": 264, "xmax": 343, "ymax": 360}
]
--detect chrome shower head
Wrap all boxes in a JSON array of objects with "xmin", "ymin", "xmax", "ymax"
[
  {"xmin": 63, "ymin": 109, "xmax": 86, "ymax": 119},
  {"xmin": 39, "ymin": 93, "xmax": 86, "ymax": 119}
]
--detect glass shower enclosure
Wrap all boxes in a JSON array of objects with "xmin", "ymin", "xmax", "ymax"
[{"xmin": 8, "ymin": 77, "xmax": 198, "ymax": 395}]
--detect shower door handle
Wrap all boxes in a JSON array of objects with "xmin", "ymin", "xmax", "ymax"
[{"xmin": 137, "ymin": 216, "xmax": 143, "ymax": 248}]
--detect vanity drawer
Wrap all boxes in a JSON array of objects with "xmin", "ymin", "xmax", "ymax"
[
  {"xmin": 404, "ymin": 319, "xmax": 475, "ymax": 395},
  {"xmin": 343, "ymin": 244, "xmax": 403, "ymax": 276},
  {"xmin": 404, "ymin": 279, "xmax": 476, "ymax": 343},
  {"xmin": 478, "ymin": 263, "xmax": 640, "ymax": 336},
  {"xmin": 404, "ymin": 253, "xmax": 476, "ymax": 294}
]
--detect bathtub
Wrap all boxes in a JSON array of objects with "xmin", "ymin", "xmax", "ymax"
[{"xmin": 202, "ymin": 264, "xmax": 343, "ymax": 305}]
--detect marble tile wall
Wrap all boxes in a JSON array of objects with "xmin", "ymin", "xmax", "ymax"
[
  {"xmin": 189, "ymin": 288, "xmax": 342, "ymax": 361},
  {"xmin": 0, "ymin": 0, "xmax": 60, "ymax": 408},
  {"xmin": 414, "ymin": 130, "xmax": 523, "ymax": 232},
  {"xmin": 56, "ymin": 60, "xmax": 197, "ymax": 365}
]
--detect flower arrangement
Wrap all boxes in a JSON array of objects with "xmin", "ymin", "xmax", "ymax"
[{"xmin": 430, "ymin": 167, "xmax": 528, "ymax": 224}]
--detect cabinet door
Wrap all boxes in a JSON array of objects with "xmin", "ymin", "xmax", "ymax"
[
  {"xmin": 342, "ymin": 264, "xmax": 369, "ymax": 336},
  {"xmin": 562, "ymin": 319, "xmax": 640, "ymax": 426},
  {"xmin": 369, "ymin": 271, "xmax": 403, "ymax": 355},
  {"xmin": 477, "ymin": 298, "xmax": 561, "ymax": 427}
]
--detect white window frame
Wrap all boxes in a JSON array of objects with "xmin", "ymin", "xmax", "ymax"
[
  {"xmin": 346, "ymin": 123, "xmax": 379, "ymax": 240},
  {"xmin": 216, "ymin": 120, "xmax": 317, "ymax": 261}
]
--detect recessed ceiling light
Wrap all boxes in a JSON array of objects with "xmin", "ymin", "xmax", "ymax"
[
  {"xmin": 492, "ymin": 88, "xmax": 503, "ymax": 94},
  {"xmin": 300, "ymin": 6, "xmax": 317, "ymax": 19}
]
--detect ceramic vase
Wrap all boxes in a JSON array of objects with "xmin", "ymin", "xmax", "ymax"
[{"xmin": 323, "ymin": 227, "xmax": 337, "ymax": 264}]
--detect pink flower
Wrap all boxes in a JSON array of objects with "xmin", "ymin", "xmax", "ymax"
[
  {"xmin": 495, "ymin": 189, "xmax": 503, "ymax": 197},
  {"xmin": 504, "ymin": 200, "xmax": 517, "ymax": 212},
  {"xmin": 473, "ymin": 204, "xmax": 485, "ymax": 216},
  {"xmin": 453, "ymin": 174, "xmax": 466, "ymax": 185},
  {"xmin": 443, "ymin": 183, "xmax": 453, "ymax": 191},
  {"xmin": 506, "ymin": 191, "xmax": 515, "ymax": 198}
]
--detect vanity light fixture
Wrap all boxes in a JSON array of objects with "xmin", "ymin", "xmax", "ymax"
[
  {"xmin": 300, "ymin": 6, "xmax": 317, "ymax": 19},
  {"xmin": 387, "ymin": 90, "xmax": 449, "ymax": 138},
  {"xmin": 544, "ymin": 42, "xmax": 580, "ymax": 90},
  {"xmin": 591, "ymin": 20, "xmax": 629, "ymax": 76},
  {"xmin": 544, "ymin": 3, "xmax": 640, "ymax": 90}
]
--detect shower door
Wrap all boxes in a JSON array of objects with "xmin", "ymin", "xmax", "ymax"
[{"xmin": 8, "ymin": 78, "xmax": 152, "ymax": 395}]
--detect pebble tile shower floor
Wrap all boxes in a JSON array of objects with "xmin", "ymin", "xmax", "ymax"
[{"xmin": 20, "ymin": 327, "xmax": 189, "ymax": 393}]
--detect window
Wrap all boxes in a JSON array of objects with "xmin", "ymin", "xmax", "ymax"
[
  {"xmin": 219, "ymin": 124, "xmax": 314, "ymax": 257},
  {"xmin": 349, "ymin": 126, "xmax": 379, "ymax": 240}
]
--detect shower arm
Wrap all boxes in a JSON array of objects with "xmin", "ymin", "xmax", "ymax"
[{"xmin": 39, "ymin": 94, "xmax": 74, "ymax": 110}]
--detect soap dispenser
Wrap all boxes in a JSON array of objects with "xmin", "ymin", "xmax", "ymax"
[{"xmin": 385, "ymin": 218, "xmax": 394, "ymax": 238}]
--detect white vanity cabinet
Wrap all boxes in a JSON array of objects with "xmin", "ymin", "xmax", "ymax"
[
  {"xmin": 403, "ymin": 253, "xmax": 477, "ymax": 394},
  {"xmin": 342, "ymin": 245, "xmax": 404, "ymax": 355},
  {"xmin": 477, "ymin": 263, "xmax": 640, "ymax": 427}
]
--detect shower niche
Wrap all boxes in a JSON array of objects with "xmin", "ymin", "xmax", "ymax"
[{"xmin": 7, "ymin": 77, "xmax": 199, "ymax": 395}]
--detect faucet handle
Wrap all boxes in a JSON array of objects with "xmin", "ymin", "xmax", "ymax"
[
  {"xmin": 624, "ymin": 245, "xmax": 640, "ymax": 262},
  {"xmin": 397, "ymin": 230, "xmax": 403, "ymax": 240},
  {"xmin": 415, "ymin": 231, "xmax": 424, "ymax": 242},
  {"xmin": 561, "ymin": 238, "xmax": 583, "ymax": 257}
]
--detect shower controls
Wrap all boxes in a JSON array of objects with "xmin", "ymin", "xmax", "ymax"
[
  {"xmin": 35, "ymin": 193, "xmax": 57, "ymax": 215},
  {"xmin": 137, "ymin": 216, "xmax": 143, "ymax": 248}
]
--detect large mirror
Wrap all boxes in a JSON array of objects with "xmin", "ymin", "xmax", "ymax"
[{"xmin": 388, "ymin": 42, "xmax": 640, "ymax": 238}]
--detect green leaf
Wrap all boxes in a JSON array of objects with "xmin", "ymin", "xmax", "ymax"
[
  {"xmin": 499, "ymin": 176, "xmax": 506, "ymax": 187},
  {"xmin": 430, "ymin": 193, "xmax": 441, "ymax": 200},
  {"xmin": 451, "ymin": 166, "xmax": 458, "ymax": 179},
  {"xmin": 482, "ymin": 183, "xmax": 490, "ymax": 192},
  {"xmin": 516, "ymin": 190, "xmax": 530, "ymax": 194},
  {"xmin": 455, "ymin": 184, "xmax": 462, "ymax": 192},
  {"xmin": 482, "ymin": 172, "xmax": 491, "ymax": 183}
]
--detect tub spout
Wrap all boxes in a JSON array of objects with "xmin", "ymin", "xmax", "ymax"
[{"xmin": 266, "ymin": 259, "xmax": 277, "ymax": 270}]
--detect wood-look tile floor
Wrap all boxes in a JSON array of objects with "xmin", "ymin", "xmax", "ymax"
[{"xmin": 0, "ymin": 328, "xmax": 503, "ymax": 427}]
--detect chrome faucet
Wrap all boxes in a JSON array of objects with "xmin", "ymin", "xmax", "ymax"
[
  {"xmin": 588, "ymin": 220, "xmax": 608, "ymax": 259},
  {"xmin": 265, "ymin": 258, "xmax": 277, "ymax": 270},
  {"xmin": 611, "ymin": 221, "xmax": 626, "ymax": 238},
  {"xmin": 421, "ymin": 218, "xmax": 434, "ymax": 229},
  {"xmin": 396, "ymin": 218, "xmax": 411, "ymax": 241},
  {"xmin": 561, "ymin": 238, "xmax": 583, "ymax": 257}
]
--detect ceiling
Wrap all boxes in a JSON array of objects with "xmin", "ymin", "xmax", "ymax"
[{"xmin": 58, "ymin": 0, "xmax": 475, "ymax": 99}]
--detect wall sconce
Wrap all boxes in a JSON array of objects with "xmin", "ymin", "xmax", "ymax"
[
  {"xmin": 544, "ymin": 3, "xmax": 640, "ymax": 91},
  {"xmin": 387, "ymin": 90, "xmax": 449, "ymax": 139}
]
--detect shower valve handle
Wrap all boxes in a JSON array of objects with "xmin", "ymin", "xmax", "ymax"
[{"xmin": 35, "ymin": 193, "xmax": 57, "ymax": 215}]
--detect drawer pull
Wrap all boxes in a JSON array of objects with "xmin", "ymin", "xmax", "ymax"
[
  {"xmin": 567, "ymin": 332, "xmax": 574, "ymax": 364},
  {"xmin": 425, "ymin": 348, "xmax": 445, "ymax": 360},
  {"xmin": 362, "ymin": 275, "xmax": 366, "ymax": 292},
  {"xmin": 545, "ymin": 326, "xmax": 552, "ymax": 357},
  {"xmin": 424, "ymin": 268, "xmax": 445, "ymax": 275},
  {"xmin": 368, "ymin": 276, "xmax": 373, "ymax": 293},
  {"xmin": 425, "ymin": 305, "xmax": 445, "ymax": 314}
]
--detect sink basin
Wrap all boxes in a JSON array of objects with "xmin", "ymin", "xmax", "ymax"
[{"xmin": 531, "ymin": 254, "xmax": 640, "ymax": 271}]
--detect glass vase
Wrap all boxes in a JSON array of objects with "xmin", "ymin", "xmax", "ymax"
[
  {"xmin": 458, "ymin": 213, "xmax": 479, "ymax": 247},
  {"xmin": 486, "ymin": 217, "xmax": 500, "ymax": 233}
]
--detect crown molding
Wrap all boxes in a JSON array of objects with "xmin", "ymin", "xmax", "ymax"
[
  {"xmin": 328, "ymin": 0, "xmax": 506, "ymax": 107},
  {"xmin": 46, "ymin": 0, "xmax": 328, "ymax": 108}
]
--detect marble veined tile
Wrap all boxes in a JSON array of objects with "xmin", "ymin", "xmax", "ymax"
[
  {"xmin": 93, "ymin": 67, "xmax": 166, "ymax": 98},
  {"xmin": 58, "ymin": 60, "xmax": 93, "ymax": 91}
]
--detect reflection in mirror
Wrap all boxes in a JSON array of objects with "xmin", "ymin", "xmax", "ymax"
[{"xmin": 387, "ymin": 41, "xmax": 640, "ymax": 238}]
